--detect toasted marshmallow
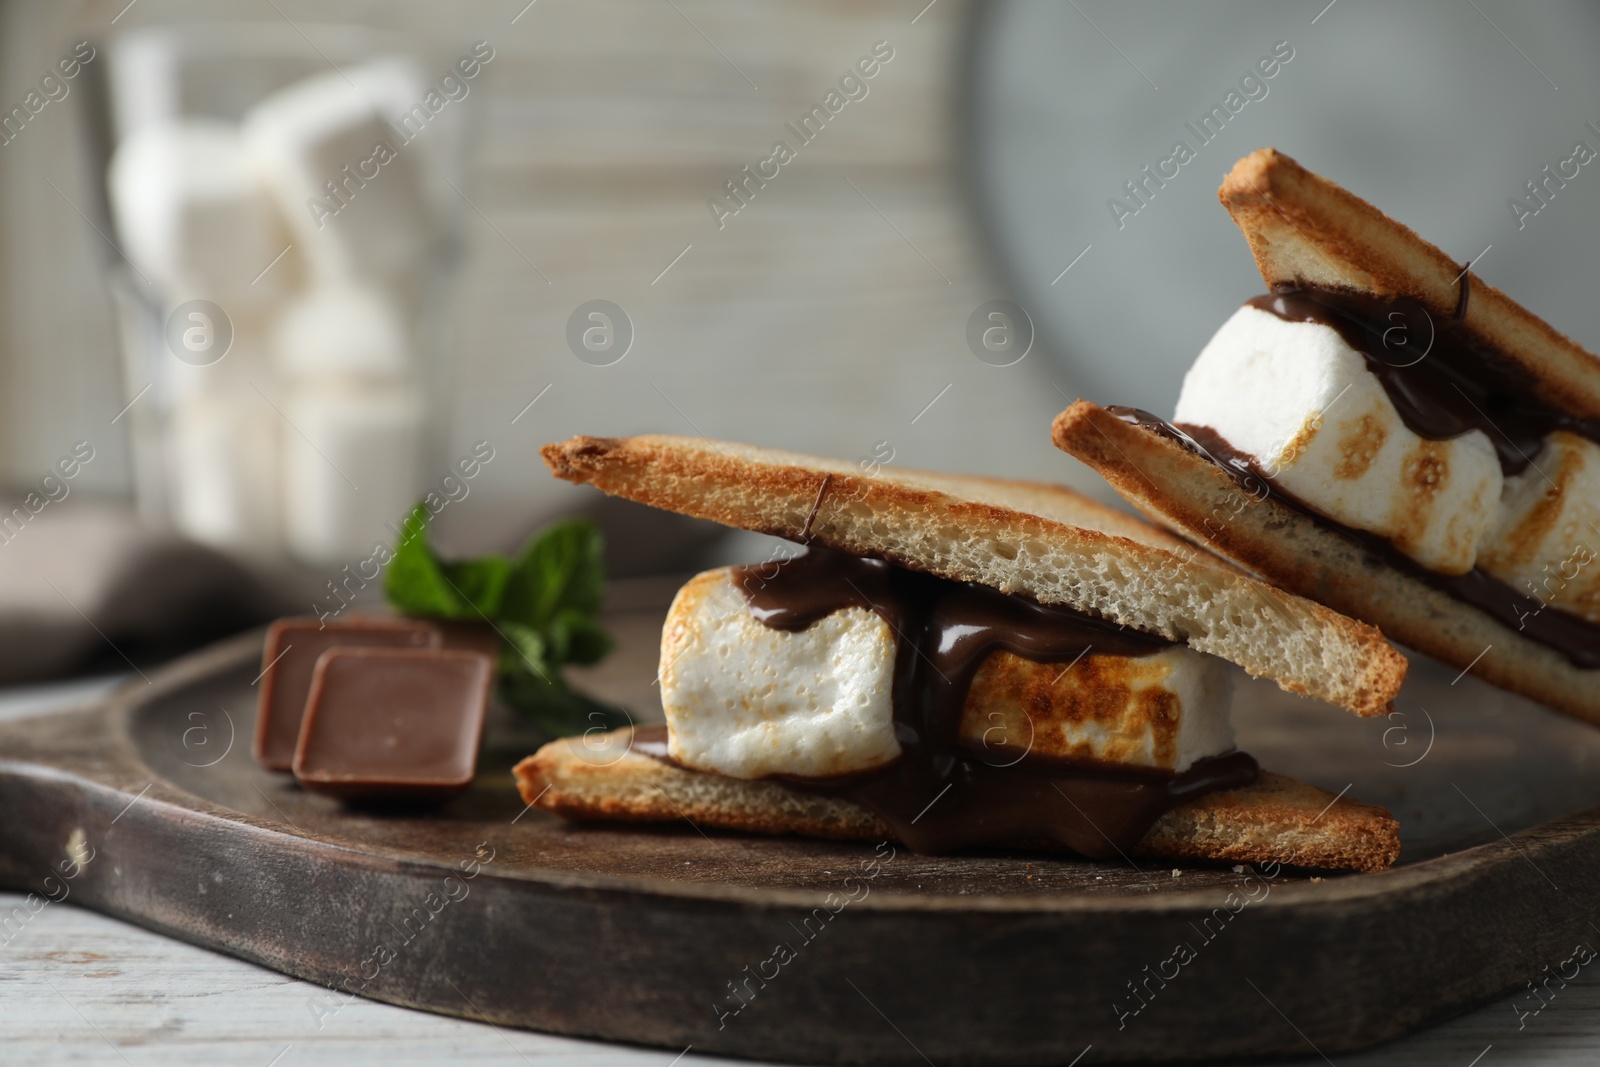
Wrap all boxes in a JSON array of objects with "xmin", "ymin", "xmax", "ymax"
[
  {"xmin": 659, "ymin": 568, "xmax": 1235, "ymax": 780},
  {"xmin": 961, "ymin": 646, "xmax": 1233, "ymax": 773},
  {"xmin": 660, "ymin": 568, "xmax": 900, "ymax": 779},
  {"xmin": 1175, "ymin": 304, "xmax": 1502, "ymax": 575},
  {"xmin": 1478, "ymin": 431, "xmax": 1600, "ymax": 622}
]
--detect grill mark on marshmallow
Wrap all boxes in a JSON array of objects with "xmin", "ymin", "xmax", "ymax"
[
  {"xmin": 1334, "ymin": 413, "xmax": 1386, "ymax": 480},
  {"xmin": 1112, "ymin": 406, "xmax": 1600, "ymax": 665},
  {"xmin": 1387, "ymin": 441, "xmax": 1451, "ymax": 566},
  {"xmin": 958, "ymin": 649, "xmax": 1184, "ymax": 769},
  {"xmin": 1478, "ymin": 432, "xmax": 1600, "ymax": 622},
  {"xmin": 1486, "ymin": 463, "xmax": 1572, "ymax": 571},
  {"xmin": 1281, "ymin": 417, "xmax": 1320, "ymax": 470}
]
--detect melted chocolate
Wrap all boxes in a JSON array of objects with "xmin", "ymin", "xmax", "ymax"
[
  {"xmin": 1110, "ymin": 406, "xmax": 1600, "ymax": 670},
  {"xmin": 1248, "ymin": 286, "xmax": 1600, "ymax": 475},
  {"xmin": 629, "ymin": 722, "xmax": 674, "ymax": 760},
  {"xmin": 717, "ymin": 546, "xmax": 1257, "ymax": 856}
]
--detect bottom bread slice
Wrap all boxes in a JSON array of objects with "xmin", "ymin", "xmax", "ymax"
[
  {"xmin": 1051, "ymin": 400, "xmax": 1600, "ymax": 725},
  {"xmin": 513, "ymin": 729, "xmax": 1401, "ymax": 873}
]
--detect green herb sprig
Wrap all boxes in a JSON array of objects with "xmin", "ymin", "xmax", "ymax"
[{"xmin": 383, "ymin": 503, "xmax": 628, "ymax": 737}]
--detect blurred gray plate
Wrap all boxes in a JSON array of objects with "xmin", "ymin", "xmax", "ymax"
[{"xmin": 967, "ymin": 0, "xmax": 1600, "ymax": 411}]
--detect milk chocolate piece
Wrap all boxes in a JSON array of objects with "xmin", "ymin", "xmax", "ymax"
[
  {"xmin": 292, "ymin": 648, "xmax": 492, "ymax": 803},
  {"xmin": 253, "ymin": 617, "xmax": 441, "ymax": 771},
  {"xmin": 434, "ymin": 619, "xmax": 505, "ymax": 666}
]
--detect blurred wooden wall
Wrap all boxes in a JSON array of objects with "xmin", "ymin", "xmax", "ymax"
[{"xmin": 0, "ymin": 0, "xmax": 1103, "ymax": 554}]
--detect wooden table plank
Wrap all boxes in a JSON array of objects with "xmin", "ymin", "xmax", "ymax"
[{"xmin": 5, "ymin": 884, "xmax": 1598, "ymax": 1066}]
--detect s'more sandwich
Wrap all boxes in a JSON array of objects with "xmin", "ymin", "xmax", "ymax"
[
  {"xmin": 513, "ymin": 434, "xmax": 1404, "ymax": 871},
  {"xmin": 1054, "ymin": 148, "xmax": 1600, "ymax": 725}
]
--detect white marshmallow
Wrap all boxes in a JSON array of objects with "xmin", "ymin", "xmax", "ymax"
[
  {"xmin": 1167, "ymin": 652, "xmax": 1235, "ymax": 769},
  {"xmin": 108, "ymin": 120, "xmax": 292, "ymax": 305},
  {"xmin": 243, "ymin": 62, "xmax": 433, "ymax": 284},
  {"xmin": 164, "ymin": 311, "xmax": 274, "ymax": 404},
  {"xmin": 659, "ymin": 568, "xmax": 1235, "ymax": 779},
  {"xmin": 105, "ymin": 29, "xmax": 182, "ymax": 140},
  {"xmin": 1175, "ymin": 305, "xmax": 1503, "ymax": 575},
  {"xmin": 344, "ymin": 58, "xmax": 430, "ymax": 132},
  {"xmin": 1479, "ymin": 431, "xmax": 1600, "ymax": 622},
  {"xmin": 661, "ymin": 568, "xmax": 900, "ymax": 780},
  {"xmin": 282, "ymin": 382, "xmax": 423, "ymax": 563},
  {"xmin": 168, "ymin": 394, "xmax": 282, "ymax": 554},
  {"xmin": 273, "ymin": 282, "xmax": 410, "ymax": 381},
  {"xmin": 106, "ymin": 27, "xmax": 351, "ymax": 141}
]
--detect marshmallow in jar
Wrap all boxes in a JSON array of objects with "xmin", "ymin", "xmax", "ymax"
[
  {"xmin": 275, "ymin": 282, "xmax": 423, "ymax": 563},
  {"xmin": 243, "ymin": 60, "xmax": 432, "ymax": 286},
  {"xmin": 167, "ymin": 389, "xmax": 283, "ymax": 555},
  {"xmin": 107, "ymin": 119, "xmax": 292, "ymax": 307}
]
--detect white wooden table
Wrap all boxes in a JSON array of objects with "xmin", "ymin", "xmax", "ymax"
[{"xmin": 3, "ymin": 677, "xmax": 1597, "ymax": 1066}]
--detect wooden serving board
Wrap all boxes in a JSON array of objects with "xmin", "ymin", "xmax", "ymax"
[{"xmin": 4, "ymin": 579, "xmax": 1600, "ymax": 1065}]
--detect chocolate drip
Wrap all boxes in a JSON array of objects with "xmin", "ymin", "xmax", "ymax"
[
  {"xmin": 628, "ymin": 723, "xmax": 674, "ymax": 760},
  {"xmin": 1247, "ymin": 287, "xmax": 1600, "ymax": 476},
  {"xmin": 717, "ymin": 547, "xmax": 1257, "ymax": 856},
  {"xmin": 1109, "ymin": 406, "xmax": 1600, "ymax": 670}
]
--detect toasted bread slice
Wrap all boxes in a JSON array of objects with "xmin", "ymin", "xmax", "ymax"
[
  {"xmin": 543, "ymin": 434, "xmax": 1405, "ymax": 717},
  {"xmin": 1220, "ymin": 147, "xmax": 1600, "ymax": 423},
  {"xmin": 1053, "ymin": 400, "xmax": 1600, "ymax": 725},
  {"xmin": 515, "ymin": 729, "xmax": 1401, "ymax": 873}
]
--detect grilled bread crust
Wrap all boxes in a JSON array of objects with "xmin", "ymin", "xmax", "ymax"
[
  {"xmin": 1053, "ymin": 400, "xmax": 1600, "ymax": 724},
  {"xmin": 1220, "ymin": 147, "xmax": 1600, "ymax": 424},
  {"xmin": 543, "ymin": 433, "xmax": 1405, "ymax": 717},
  {"xmin": 516, "ymin": 730, "xmax": 1402, "ymax": 873}
]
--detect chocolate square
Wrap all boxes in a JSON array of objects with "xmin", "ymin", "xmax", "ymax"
[
  {"xmin": 253, "ymin": 617, "xmax": 440, "ymax": 771},
  {"xmin": 434, "ymin": 619, "xmax": 505, "ymax": 665},
  {"xmin": 292, "ymin": 648, "xmax": 493, "ymax": 803}
]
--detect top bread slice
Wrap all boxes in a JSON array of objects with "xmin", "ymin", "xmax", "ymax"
[
  {"xmin": 542, "ymin": 433, "xmax": 1405, "ymax": 717},
  {"xmin": 1221, "ymin": 147, "xmax": 1600, "ymax": 422}
]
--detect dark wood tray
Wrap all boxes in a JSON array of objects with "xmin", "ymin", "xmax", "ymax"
[{"xmin": 3, "ymin": 581, "xmax": 1599, "ymax": 1065}]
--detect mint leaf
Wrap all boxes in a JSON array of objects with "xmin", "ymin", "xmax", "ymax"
[
  {"xmin": 495, "ymin": 619, "xmax": 553, "ymax": 683},
  {"xmin": 498, "ymin": 669, "xmax": 632, "ymax": 738},
  {"xmin": 549, "ymin": 609, "xmax": 614, "ymax": 666},
  {"xmin": 440, "ymin": 555, "xmax": 512, "ymax": 617},
  {"xmin": 384, "ymin": 504, "xmax": 466, "ymax": 617},
  {"xmin": 383, "ymin": 505, "xmax": 617, "ymax": 739},
  {"xmin": 500, "ymin": 519, "xmax": 606, "ymax": 629}
]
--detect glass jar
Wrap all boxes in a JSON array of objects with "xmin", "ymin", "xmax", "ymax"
[{"xmin": 93, "ymin": 22, "xmax": 467, "ymax": 567}]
